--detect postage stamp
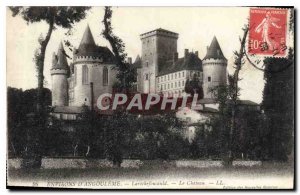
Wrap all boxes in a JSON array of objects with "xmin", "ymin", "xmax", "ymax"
[{"xmin": 248, "ymin": 8, "xmax": 289, "ymax": 57}]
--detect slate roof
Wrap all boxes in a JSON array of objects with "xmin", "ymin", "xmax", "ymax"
[
  {"xmin": 74, "ymin": 25, "xmax": 115, "ymax": 63},
  {"xmin": 132, "ymin": 55, "xmax": 142, "ymax": 68},
  {"xmin": 51, "ymin": 42, "xmax": 69, "ymax": 70},
  {"xmin": 203, "ymin": 36, "xmax": 227, "ymax": 61},
  {"xmin": 158, "ymin": 52, "xmax": 202, "ymax": 76}
]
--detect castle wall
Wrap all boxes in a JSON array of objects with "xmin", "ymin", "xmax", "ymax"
[
  {"xmin": 202, "ymin": 59, "xmax": 227, "ymax": 99},
  {"xmin": 157, "ymin": 70, "xmax": 202, "ymax": 97},
  {"xmin": 71, "ymin": 62, "xmax": 117, "ymax": 107},
  {"xmin": 140, "ymin": 30, "xmax": 178, "ymax": 93}
]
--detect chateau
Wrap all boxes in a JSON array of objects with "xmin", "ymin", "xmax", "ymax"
[{"xmin": 51, "ymin": 25, "xmax": 232, "ymax": 119}]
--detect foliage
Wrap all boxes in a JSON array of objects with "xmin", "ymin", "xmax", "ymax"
[
  {"xmin": 7, "ymin": 87, "xmax": 52, "ymax": 158},
  {"xmin": 102, "ymin": 6, "xmax": 136, "ymax": 92},
  {"xmin": 184, "ymin": 74, "xmax": 204, "ymax": 98},
  {"xmin": 9, "ymin": 6, "xmax": 91, "ymax": 167},
  {"xmin": 262, "ymin": 48, "xmax": 294, "ymax": 161}
]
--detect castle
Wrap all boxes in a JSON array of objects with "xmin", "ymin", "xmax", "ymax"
[{"xmin": 51, "ymin": 26, "xmax": 228, "ymax": 119}]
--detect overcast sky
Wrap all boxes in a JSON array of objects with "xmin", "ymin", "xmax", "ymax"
[{"xmin": 7, "ymin": 6, "xmax": 289, "ymax": 103}]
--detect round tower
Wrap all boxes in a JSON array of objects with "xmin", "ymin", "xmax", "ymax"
[
  {"xmin": 71, "ymin": 25, "xmax": 116, "ymax": 108},
  {"xmin": 202, "ymin": 36, "xmax": 227, "ymax": 99},
  {"xmin": 51, "ymin": 42, "xmax": 70, "ymax": 106}
]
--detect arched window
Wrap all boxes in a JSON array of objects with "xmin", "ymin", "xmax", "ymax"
[
  {"xmin": 103, "ymin": 66, "xmax": 108, "ymax": 86},
  {"xmin": 74, "ymin": 66, "xmax": 77, "ymax": 85},
  {"xmin": 82, "ymin": 65, "xmax": 88, "ymax": 85}
]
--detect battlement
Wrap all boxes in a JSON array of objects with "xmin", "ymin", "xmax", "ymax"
[
  {"xmin": 140, "ymin": 28, "xmax": 178, "ymax": 39},
  {"xmin": 73, "ymin": 55, "xmax": 105, "ymax": 63}
]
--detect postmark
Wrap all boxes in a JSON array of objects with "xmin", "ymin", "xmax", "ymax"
[{"xmin": 248, "ymin": 8, "xmax": 288, "ymax": 57}]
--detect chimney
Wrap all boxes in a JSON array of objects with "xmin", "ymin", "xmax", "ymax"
[
  {"xmin": 195, "ymin": 51, "xmax": 198, "ymax": 57},
  {"xmin": 184, "ymin": 49, "xmax": 189, "ymax": 58},
  {"xmin": 128, "ymin": 57, "xmax": 132, "ymax": 64},
  {"xmin": 173, "ymin": 52, "xmax": 178, "ymax": 62}
]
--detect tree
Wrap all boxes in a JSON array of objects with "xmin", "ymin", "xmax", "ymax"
[
  {"xmin": 226, "ymin": 25, "xmax": 249, "ymax": 164},
  {"xmin": 209, "ymin": 25, "xmax": 249, "ymax": 165},
  {"xmin": 102, "ymin": 6, "xmax": 136, "ymax": 92},
  {"xmin": 9, "ymin": 6, "xmax": 91, "ymax": 112},
  {"xmin": 7, "ymin": 87, "xmax": 52, "ymax": 158},
  {"xmin": 184, "ymin": 74, "xmax": 204, "ymax": 98},
  {"xmin": 262, "ymin": 49, "xmax": 294, "ymax": 161},
  {"xmin": 9, "ymin": 6, "xmax": 91, "ymax": 167},
  {"xmin": 100, "ymin": 6, "xmax": 137, "ymax": 166}
]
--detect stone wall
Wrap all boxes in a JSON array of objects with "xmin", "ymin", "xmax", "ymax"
[{"xmin": 7, "ymin": 158, "xmax": 263, "ymax": 169}]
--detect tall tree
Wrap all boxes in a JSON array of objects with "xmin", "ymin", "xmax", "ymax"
[
  {"xmin": 9, "ymin": 6, "xmax": 90, "ymax": 112},
  {"xmin": 262, "ymin": 49, "xmax": 294, "ymax": 161},
  {"xmin": 102, "ymin": 6, "xmax": 136, "ymax": 92},
  {"xmin": 9, "ymin": 6, "xmax": 91, "ymax": 167},
  {"xmin": 227, "ymin": 26, "xmax": 249, "ymax": 164},
  {"xmin": 209, "ymin": 26, "xmax": 249, "ymax": 165},
  {"xmin": 100, "ymin": 6, "xmax": 137, "ymax": 166}
]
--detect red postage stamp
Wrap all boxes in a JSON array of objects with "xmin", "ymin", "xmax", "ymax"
[{"xmin": 248, "ymin": 8, "xmax": 288, "ymax": 57}]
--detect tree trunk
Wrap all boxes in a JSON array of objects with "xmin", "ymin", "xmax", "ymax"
[
  {"xmin": 36, "ymin": 14, "xmax": 54, "ymax": 113},
  {"xmin": 228, "ymin": 27, "xmax": 248, "ymax": 165},
  {"xmin": 25, "ymin": 11, "xmax": 54, "ymax": 168}
]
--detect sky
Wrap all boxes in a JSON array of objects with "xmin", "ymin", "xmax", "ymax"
[{"xmin": 7, "ymin": 6, "xmax": 291, "ymax": 103}]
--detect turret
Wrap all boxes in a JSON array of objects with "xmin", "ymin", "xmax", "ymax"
[
  {"xmin": 51, "ymin": 42, "xmax": 69, "ymax": 106},
  {"xmin": 71, "ymin": 25, "xmax": 116, "ymax": 108},
  {"xmin": 202, "ymin": 36, "xmax": 227, "ymax": 99}
]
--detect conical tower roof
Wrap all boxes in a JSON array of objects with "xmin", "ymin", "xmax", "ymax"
[
  {"xmin": 133, "ymin": 55, "xmax": 142, "ymax": 68},
  {"xmin": 203, "ymin": 36, "xmax": 227, "ymax": 60},
  {"xmin": 80, "ymin": 24, "xmax": 96, "ymax": 46},
  {"xmin": 52, "ymin": 42, "xmax": 69, "ymax": 70},
  {"xmin": 76, "ymin": 25, "xmax": 98, "ymax": 56}
]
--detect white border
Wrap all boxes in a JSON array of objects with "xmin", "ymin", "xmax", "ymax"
[{"xmin": 1, "ymin": 0, "xmax": 298, "ymax": 194}]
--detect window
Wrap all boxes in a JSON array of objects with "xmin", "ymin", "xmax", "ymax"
[
  {"xmin": 168, "ymin": 75, "xmax": 170, "ymax": 80},
  {"xmin": 178, "ymin": 81, "xmax": 181, "ymax": 87},
  {"xmin": 82, "ymin": 65, "xmax": 88, "ymax": 85},
  {"xmin": 182, "ymin": 80, "xmax": 185, "ymax": 86},
  {"xmin": 145, "ymin": 73, "xmax": 149, "ymax": 80},
  {"xmin": 158, "ymin": 77, "xmax": 160, "ymax": 83},
  {"xmin": 74, "ymin": 66, "xmax": 77, "ymax": 85},
  {"xmin": 175, "ymin": 82, "xmax": 177, "ymax": 88},
  {"xmin": 146, "ymin": 62, "xmax": 149, "ymax": 67},
  {"xmin": 179, "ymin": 72, "xmax": 181, "ymax": 78},
  {"xmin": 103, "ymin": 66, "xmax": 108, "ymax": 86},
  {"xmin": 175, "ymin": 73, "xmax": 177, "ymax": 79},
  {"xmin": 171, "ymin": 83, "xmax": 173, "ymax": 88},
  {"xmin": 168, "ymin": 83, "xmax": 170, "ymax": 89},
  {"xmin": 208, "ymin": 76, "xmax": 211, "ymax": 82},
  {"xmin": 171, "ymin": 74, "xmax": 173, "ymax": 79},
  {"xmin": 182, "ymin": 72, "xmax": 185, "ymax": 77}
]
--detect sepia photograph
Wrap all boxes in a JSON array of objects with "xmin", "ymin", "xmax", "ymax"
[{"xmin": 6, "ymin": 6, "xmax": 295, "ymax": 190}]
